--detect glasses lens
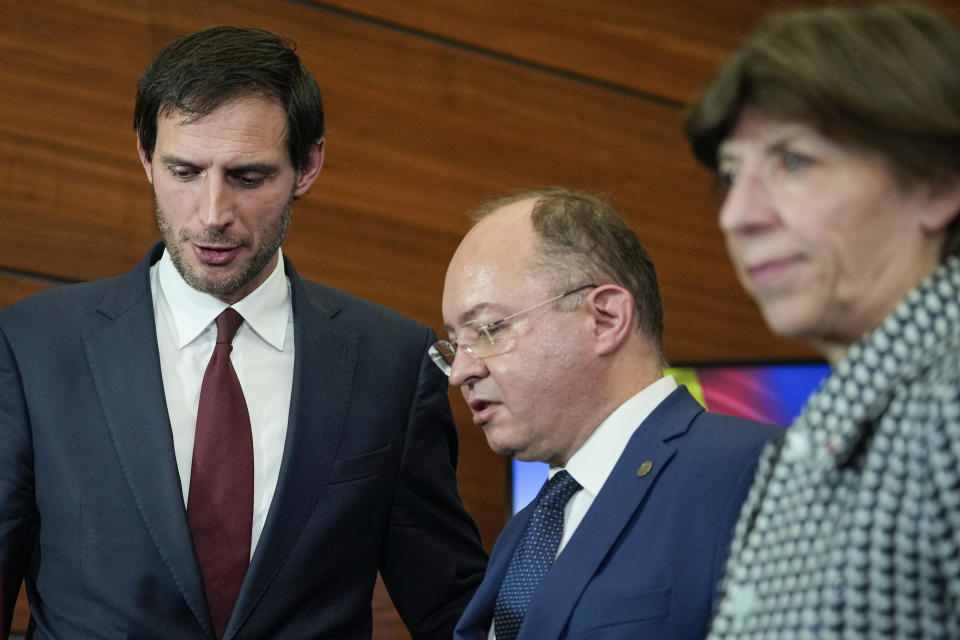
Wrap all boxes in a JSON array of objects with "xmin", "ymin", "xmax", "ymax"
[{"xmin": 428, "ymin": 341, "xmax": 456, "ymax": 375}]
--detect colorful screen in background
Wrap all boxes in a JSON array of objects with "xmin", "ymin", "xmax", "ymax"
[{"xmin": 510, "ymin": 361, "xmax": 831, "ymax": 514}]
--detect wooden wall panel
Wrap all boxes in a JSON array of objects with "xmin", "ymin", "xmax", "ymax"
[
  {"xmin": 0, "ymin": 1, "xmax": 159, "ymax": 283},
  {"xmin": 11, "ymin": 585, "xmax": 28, "ymax": 635},
  {"xmin": 322, "ymin": 0, "xmax": 960, "ymax": 104},
  {"xmin": 0, "ymin": 0, "xmax": 805, "ymax": 360},
  {"xmin": 0, "ymin": 278, "xmax": 52, "ymax": 309},
  {"xmin": 317, "ymin": 0, "xmax": 771, "ymax": 104}
]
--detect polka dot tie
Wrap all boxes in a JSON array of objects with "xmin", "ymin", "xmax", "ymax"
[{"xmin": 493, "ymin": 470, "xmax": 582, "ymax": 640}]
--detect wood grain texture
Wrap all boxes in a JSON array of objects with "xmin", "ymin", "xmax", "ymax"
[
  {"xmin": 319, "ymin": 0, "xmax": 960, "ymax": 104},
  {"xmin": 0, "ymin": 0, "xmax": 807, "ymax": 362},
  {"xmin": 0, "ymin": 278, "xmax": 53, "ymax": 309},
  {"xmin": 315, "ymin": 0, "xmax": 771, "ymax": 105}
]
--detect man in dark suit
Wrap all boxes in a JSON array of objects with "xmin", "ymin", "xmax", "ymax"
[
  {"xmin": 435, "ymin": 188, "xmax": 782, "ymax": 639},
  {"xmin": 0, "ymin": 26, "xmax": 486, "ymax": 639}
]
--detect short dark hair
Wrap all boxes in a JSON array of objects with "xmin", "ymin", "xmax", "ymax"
[
  {"xmin": 134, "ymin": 25, "xmax": 324, "ymax": 172},
  {"xmin": 472, "ymin": 188, "xmax": 665, "ymax": 364},
  {"xmin": 683, "ymin": 3, "xmax": 960, "ymax": 254}
]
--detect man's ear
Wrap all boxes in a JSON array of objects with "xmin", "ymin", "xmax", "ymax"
[
  {"xmin": 136, "ymin": 135, "xmax": 154, "ymax": 185},
  {"xmin": 586, "ymin": 285, "xmax": 634, "ymax": 356},
  {"xmin": 293, "ymin": 138, "xmax": 325, "ymax": 197}
]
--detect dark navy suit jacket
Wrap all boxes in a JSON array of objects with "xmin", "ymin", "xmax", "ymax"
[
  {"xmin": 0, "ymin": 243, "xmax": 487, "ymax": 639},
  {"xmin": 454, "ymin": 387, "xmax": 781, "ymax": 639}
]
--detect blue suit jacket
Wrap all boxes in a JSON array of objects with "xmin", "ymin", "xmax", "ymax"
[
  {"xmin": 0, "ymin": 244, "xmax": 487, "ymax": 639},
  {"xmin": 454, "ymin": 387, "xmax": 781, "ymax": 639}
]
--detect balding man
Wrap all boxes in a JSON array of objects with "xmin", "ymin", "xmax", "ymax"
[{"xmin": 435, "ymin": 188, "xmax": 780, "ymax": 640}]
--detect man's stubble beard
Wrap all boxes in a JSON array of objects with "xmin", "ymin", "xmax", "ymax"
[{"xmin": 154, "ymin": 192, "xmax": 293, "ymax": 299}]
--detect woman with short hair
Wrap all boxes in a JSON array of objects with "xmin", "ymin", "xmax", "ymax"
[{"xmin": 684, "ymin": 3, "xmax": 960, "ymax": 637}]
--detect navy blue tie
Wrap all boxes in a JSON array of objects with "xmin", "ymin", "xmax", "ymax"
[{"xmin": 493, "ymin": 470, "xmax": 582, "ymax": 640}]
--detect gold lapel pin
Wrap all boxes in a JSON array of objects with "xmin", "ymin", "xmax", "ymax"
[{"xmin": 636, "ymin": 461, "xmax": 653, "ymax": 477}]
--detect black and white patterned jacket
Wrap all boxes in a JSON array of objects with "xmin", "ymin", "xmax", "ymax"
[{"xmin": 709, "ymin": 256, "xmax": 960, "ymax": 639}]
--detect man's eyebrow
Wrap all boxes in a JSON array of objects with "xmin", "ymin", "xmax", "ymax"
[
  {"xmin": 442, "ymin": 302, "xmax": 502, "ymax": 333},
  {"xmin": 159, "ymin": 154, "xmax": 197, "ymax": 166},
  {"xmin": 158, "ymin": 155, "xmax": 279, "ymax": 174},
  {"xmin": 226, "ymin": 162, "xmax": 280, "ymax": 174}
]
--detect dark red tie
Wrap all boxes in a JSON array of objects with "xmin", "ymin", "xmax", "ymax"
[{"xmin": 187, "ymin": 308, "xmax": 253, "ymax": 639}]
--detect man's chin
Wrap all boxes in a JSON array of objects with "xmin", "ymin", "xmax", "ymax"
[
  {"xmin": 183, "ymin": 268, "xmax": 244, "ymax": 298},
  {"xmin": 483, "ymin": 429, "xmax": 533, "ymax": 462},
  {"xmin": 482, "ymin": 427, "xmax": 513, "ymax": 457}
]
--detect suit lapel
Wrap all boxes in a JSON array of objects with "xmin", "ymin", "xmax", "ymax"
[
  {"xmin": 518, "ymin": 387, "xmax": 703, "ymax": 639},
  {"xmin": 83, "ymin": 244, "xmax": 213, "ymax": 635},
  {"xmin": 456, "ymin": 508, "xmax": 534, "ymax": 638},
  {"xmin": 227, "ymin": 259, "xmax": 358, "ymax": 635}
]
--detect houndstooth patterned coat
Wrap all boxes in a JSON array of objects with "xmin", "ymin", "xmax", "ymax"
[{"xmin": 709, "ymin": 256, "xmax": 960, "ymax": 639}]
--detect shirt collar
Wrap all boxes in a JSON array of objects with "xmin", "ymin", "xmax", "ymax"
[
  {"xmin": 557, "ymin": 375, "xmax": 678, "ymax": 496},
  {"xmin": 156, "ymin": 248, "xmax": 291, "ymax": 350}
]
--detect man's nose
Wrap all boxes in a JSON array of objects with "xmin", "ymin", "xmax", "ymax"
[
  {"xmin": 448, "ymin": 346, "xmax": 487, "ymax": 387},
  {"xmin": 200, "ymin": 175, "xmax": 235, "ymax": 228}
]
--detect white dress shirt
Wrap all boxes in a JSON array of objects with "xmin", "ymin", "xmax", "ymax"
[
  {"xmin": 488, "ymin": 375, "xmax": 678, "ymax": 639},
  {"xmin": 556, "ymin": 374, "xmax": 676, "ymax": 554},
  {"xmin": 151, "ymin": 249, "xmax": 295, "ymax": 558}
]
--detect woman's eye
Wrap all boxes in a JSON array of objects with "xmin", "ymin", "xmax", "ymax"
[
  {"xmin": 718, "ymin": 168, "xmax": 738, "ymax": 186},
  {"xmin": 783, "ymin": 151, "xmax": 813, "ymax": 171},
  {"xmin": 712, "ymin": 168, "xmax": 737, "ymax": 204}
]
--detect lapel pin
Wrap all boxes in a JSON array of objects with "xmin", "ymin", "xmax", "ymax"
[{"xmin": 636, "ymin": 460, "xmax": 653, "ymax": 477}]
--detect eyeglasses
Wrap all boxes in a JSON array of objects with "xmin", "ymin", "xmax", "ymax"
[{"xmin": 428, "ymin": 284, "xmax": 598, "ymax": 376}]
